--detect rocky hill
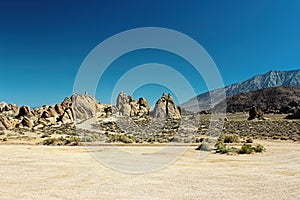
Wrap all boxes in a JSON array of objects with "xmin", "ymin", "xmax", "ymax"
[
  {"xmin": 213, "ymin": 86, "xmax": 300, "ymax": 114},
  {"xmin": 181, "ymin": 69, "xmax": 300, "ymax": 111}
]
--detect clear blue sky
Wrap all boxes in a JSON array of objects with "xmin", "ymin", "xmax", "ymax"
[{"xmin": 1, "ymin": 0, "xmax": 300, "ymax": 107}]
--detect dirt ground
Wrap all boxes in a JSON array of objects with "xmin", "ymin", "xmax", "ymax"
[{"xmin": 0, "ymin": 140, "xmax": 299, "ymax": 200}]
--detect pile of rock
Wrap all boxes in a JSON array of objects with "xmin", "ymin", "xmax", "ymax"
[
  {"xmin": 0, "ymin": 93, "xmax": 117, "ymax": 133},
  {"xmin": 151, "ymin": 93, "xmax": 181, "ymax": 119},
  {"xmin": 116, "ymin": 92, "xmax": 150, "ymax": 118}
]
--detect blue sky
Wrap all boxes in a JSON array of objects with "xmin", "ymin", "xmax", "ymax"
[{"xmin": 1, "ymin": 0, "xmax": 300, "ymax": 107}]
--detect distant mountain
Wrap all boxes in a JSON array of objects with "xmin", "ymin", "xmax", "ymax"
[
  {"xmin": 213, "ymin": 86, "xmax": 300, "ymax": 113},
  {"xmin": 181, "ymin": 69, "xmax": 300, "ymax": 111}
]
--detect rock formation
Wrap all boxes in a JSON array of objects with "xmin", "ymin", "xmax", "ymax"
[
  {"xmin": 116, "ymin": 92, "xmax": 150, "ymax": 118},
  {"xmin": 16, "ymin": 105, "xmax": 32, "ymax": 119},
  {"xmin": 152, "ymin": 93, "xmax": 181, "ymax": 119},
  {"xmin": 0, "ymin": 102, "xmax": 7, "ymax": 112},
  {"xmin": 71, "ymin": 93, "xmax": 98, "ymax": 122},
  {"xmin": 0, "ymin": 116, "xmax": 13, "ymax": 130},
  {"xmin": 116, "ymin": 92, "xmax": 131, "ymax": 116},
  {"xmin": 248, "ymin": 106, "xmax": 265, "ymax": 120}
]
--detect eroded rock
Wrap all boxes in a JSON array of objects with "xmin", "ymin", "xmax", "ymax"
[{"xmin": 152, "ymin": 93, "xmax": 181, "ymax": 119}]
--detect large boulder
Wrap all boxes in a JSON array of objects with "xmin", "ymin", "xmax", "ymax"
[
  {"xmin": 0, "ymin": 102, "xmax": 7, "ymax": 113},
  {"xmin": 71, "ymin": 93, "xmax": 99, "ymax": 122},
  {"xmin": 55, "ymin": 104, "xmax": 64, "ymax": 116},
  {"xmin": 21, "ymin": 117, "xmax": 33, "ymax": 129},
  {"xmin": 0, "ymin": 116, "xmax": 13, "ymax": 130},
  {"xmin": 152, "ymin": 93, "xmax": 181, "ymax": 119},
  {"xmin": 116, "ymin": 92, "xmax": 131, "ymax": 116},
  {"xmin": 41, "ymin": 106, "xmax": 59, "ymax": 118},
  {"xmin": 8, "ymin": 104, "xmax": 19, "ymax": 116},
  {"xmin": 248, "ymin": 106, "xmax": 264, "ymax": 120},
  {"xmin": 16, "ymin": 105, "xmax": 32, "ymax": 119}
]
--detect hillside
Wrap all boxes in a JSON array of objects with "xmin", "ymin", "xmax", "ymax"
[
  {"xmin": 213, "ymin": 86, "xmax": 300, "ymax": 113},
  {"xmin": 181, "ymin": 69, "xmax": 300, "ymax": 111}
]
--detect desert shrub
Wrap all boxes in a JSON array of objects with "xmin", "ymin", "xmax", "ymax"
[
  {"xmin": 238, "ymin": 144, "xmax": 253, "ymax": 154},
  {"xmin": 64, "ymin": 136, "xmax": 81, "ymax": 146},
  {"xmin": 220, "ymin": 146, "xmax": 232, "ymax": 154},
  {"xmin": 105, "ymin": 133, "xmax": 134, "ymax": 143},
  {"xmin": 223, "ymin": 134, "xmax": 240, "ymax": 143},
  {"xmin": 196, "ymin": 142, "xmax": 210, "ymax": 151},
  {"xmin": 215, "ymin": 141, "xmax": 232, "ymax": 154},
  {"xmin": 43, "ymin": 138, "xmax": 58, "ymax": 145},
  {"xmin": 253, "ymin": 144, "xmax": 265, "ymax": 153},
  {"xmin": 43, "ymin": 136, "xmax": 80, "ymax": 146},
  {"xmin": 215, "ymin": 140, "xmax": 225, "ymax": 150}
]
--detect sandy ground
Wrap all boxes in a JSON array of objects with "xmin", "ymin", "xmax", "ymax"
[{"xmin": 0, "ymin": 141, "xmax": 299, "ymax": 200}]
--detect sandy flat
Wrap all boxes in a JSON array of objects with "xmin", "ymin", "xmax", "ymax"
[{"xmin": 0, "ymin": 141, "xmax": 299, "ymax": 200}]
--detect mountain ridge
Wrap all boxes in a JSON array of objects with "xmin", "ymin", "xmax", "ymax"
[
  {"xmin": 181, "ymin": 69, "xmax": 300, "ymax": 111},
  {"xmin": 213, "ymin": 85, "xmax": 300, "ymax": 114}
]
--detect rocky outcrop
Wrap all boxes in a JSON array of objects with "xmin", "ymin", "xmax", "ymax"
[
  {"xmin": 0, "ymin": 102, "xmax": 7, "ymax": 113},
  {"xmin": 16, "ymin": 105, "xmax": 32, "ymax": 119},
  {"xmin": 0, "ymin": 103, "xmax": 19, "ymax": 117},
  {"xmin": 21, "ymin": 117, "xmax": 33, "ymax": 129},
  {"xmin": 0, "ymin": 116, "xmax": 13, "ymax": 130},
  {"xmin": 71, "ymin": 93, "xmax": 99, "ymax": 122},
  {"xmin": 116, "ymin": 92, "xmax": 150, "ymax": 118},
  {"xmin": 116, "ymin": 92, "xmax": 131, "ymax": 116},
  {"xmin": 248, "ymin": 106, "xmax": 265, "ymax": 120},
  {"xmin": 152, "ymin": 93, "xmax": 181, "ymax": 119}
]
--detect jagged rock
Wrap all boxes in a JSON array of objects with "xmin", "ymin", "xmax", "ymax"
[
  {"xmin": 104, "ymin": 105, "xmax": 113, "ymax": 117},
  {"xmin": 248, "ymin": 106, "xmax": 265, "ymax": 120},
  {"xmin": 21, "ymin": 117, "xmax": 33, "ymax": 129},
  {"xmin": 116, "ymin": 92, "xmax": 151, "ymax": 118},
  {"xmin": 55, "ymin": 104, "xmax": 64, "ymax": 116},
  {"xmin": 152, "ymin": 93, "xmax": 181, "ymax": 119},
  {"xmin": 61, "ymin": 97, "xmax": 72, "ymax": 109},
  {"xmin": 0, "ymin": 103, "xmax": 19, "ymax": 117},
  {"xmin": 60, "ymin": 108, "xmax": 73, "ymax": 124},
  {"xmin": 0, "ymin": 116, "xmax": 13, "ymax": 130},
  {"xmin": 33, "ymin": 106, "xmax": 47, "ymax": 117},
  {"xmin": 137, "ymin": 97, "xmax": 150, "ymax": 117},
  {"xmin": 41, "ymin": 106, "xmax": 58, "ymax": 118},
  {"xmin": 8, "ymin": 104, "xmax": 19, "ymax": 116},
  {"xmin": 116, "ymin": 92, "xmax": 131, "ymax": 116},
  {"xmin": 16, "ymin": 105, "xmax": 32, "ymax": 119},
  {"xmin": 71, "ymin": 93, "xmax": 98, "ymax": 122},
  {"xmin": 0, "ymin": 102, "xmax": 8, "ymax": 112}
]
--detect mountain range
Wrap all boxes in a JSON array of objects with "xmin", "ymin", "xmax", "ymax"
[
  {"xmin": 181, "ymin": 69, "xmax": 300, "ymax": 111},
  {"xmin": 213, "ymin": 86, "xmax": 300, "ymax": 114}
]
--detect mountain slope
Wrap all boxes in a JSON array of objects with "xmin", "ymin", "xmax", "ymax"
[
  {"xmin": 213, "ymin": 86, "xmax": 300, "ymax": 113},
  {"xmin": 181, "ymin": 69, "xmax": 300, "ymax": 111}
]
